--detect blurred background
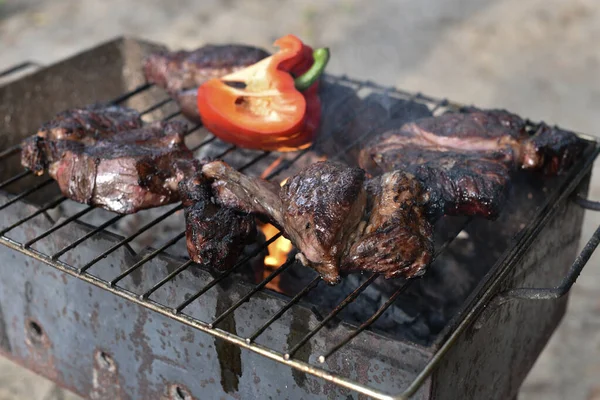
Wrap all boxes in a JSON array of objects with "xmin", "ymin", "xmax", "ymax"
[{"xmin": 0, "ymin": 0, "xmax": 599, "ymax": 399}]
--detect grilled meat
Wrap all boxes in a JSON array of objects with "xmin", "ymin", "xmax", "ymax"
[
  {"xmin": 342, "ymin": 171, "xmax": 433, "ymax": 278},
  {"xmin": 178, "ymin": 162, "xmax": 256, "ymax": 268},
  {"xmin": 522, "ymin": 123, "xmax": 587, "ymax": 176},
  {"xmin": 279, "ymin": 162, "xmax": 368, "ymax": 283},
  {"xmin": 46, "ymin": 121, "xmax": 193, "ymax": 214},
  {"xmin": 21, "ymin": 104, "xmax": 143, "ymax": 175},
  {"xmin": 143, "ymin": 44, "xmax": 269, "ymax": 124},
  {"xmin": 172, "ymin": 89, "xmax": 202, "ymax": 124},
  {"xmin": 143, "ymin": 44, "xmax": 270, "ymax": 93},
  {"xmin": 315, "ymin": 92, "xmax": 432, "ymax": 165},
  {"xmin": 202, "ymin": 160, "xmax": 433, "ymax": 284},
  {"xmin": 359, "ymin": 108, "xmax": 586, "ymax": 219}
]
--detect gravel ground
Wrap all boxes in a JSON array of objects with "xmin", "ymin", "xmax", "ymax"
[{"xmin": 1, "ymin": 0, "xmax": 599, "ymax": 399}]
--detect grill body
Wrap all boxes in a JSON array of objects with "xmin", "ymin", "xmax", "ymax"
[{"xmin": 0, "ymin": 37, "xmax": 595, "ymax": 400}]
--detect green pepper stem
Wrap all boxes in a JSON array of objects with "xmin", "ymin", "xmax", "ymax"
[{"xmin": 294, "ymin": 47, "xmax": 330, "ymax": 91}]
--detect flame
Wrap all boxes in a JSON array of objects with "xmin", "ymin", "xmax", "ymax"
[{"xmin": 259, "ymin": 222, "xmax": 293, "ymax": 292}]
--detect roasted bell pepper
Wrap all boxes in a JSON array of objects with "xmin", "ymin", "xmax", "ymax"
[{"xmin": 196, "ymin": 34, "xmax": 329, "ymax": 151}]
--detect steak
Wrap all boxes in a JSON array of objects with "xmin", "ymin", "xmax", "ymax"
[
  {"xmin": 202, "ymin": 160, "xmax": 433, "ymax": 284},
  {"xmin": 177, "ymin": 162, "xmax": 257, "ymax": 269},
  {"xmin": 21, "ymin": 104, "xmax": 143, "ymax": 175},
  {"xmin": 46, "ymin": 121, "xmax": 194, "ymax": 214},
  {"xmin": 143, "ymin": 44, "xmax": 270, "ymax": 124},
  {"xmin": 143, "ymin": 44, "xmax": 270, "ymax": 93},
  {"xmin": 359, "ymin": 108, "xmax": 586, "ymax": 220}
]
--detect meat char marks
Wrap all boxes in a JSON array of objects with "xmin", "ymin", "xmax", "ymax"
[
  {"xmin": 177, "ymin": 163, "xmax": 256, "ymax": 268},
  {"xmin": 143, "ymin": 44, "xmax": 270, "ymax": 123},
  {"xmin": 21, "ymin": 105, "xmax": 195, "ymax": 214},
  {"xmin": 21, "ymin": 104, "xmax": 144, "ymax": 175},
  {"xmin": 359, "ymin": 108, "xmax": 586, "ymax": 220},
  {"xmin": 202, "ymin": 160, "xmax": 433, "ymax": 284}
]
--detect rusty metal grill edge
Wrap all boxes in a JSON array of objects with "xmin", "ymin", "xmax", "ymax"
[{"xmin": 0, "ymin": 73, "xmax": 599, "ymax": 400}]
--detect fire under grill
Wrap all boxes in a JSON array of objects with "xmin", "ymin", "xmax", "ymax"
[{"xmin": 0, "ymin": 38, "xmax": 599, "ymax": 400}]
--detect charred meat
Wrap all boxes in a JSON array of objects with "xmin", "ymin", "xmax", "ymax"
[
  {"xmin": 143, "ymin": 44, "xmax": 270, "ymax": 93},
  {"xmin": 21, "ymin": 104, "xmax": 144, "ymax": 175},
  {"xmin": 45, "ymin": 121, "xmax": 193, "ymax": 214},
  {"xmin": 143, "ymin": 44, "xmax": 269, "ymax": 124},
  {"xmin": 178, "ymin": 162, "xmax": 257, "ymax": 268},
  {"xmin": 342, "ymin": 171, "xmax": 433, "ymax": 278},
  {"xmin": 202, "ymin": 160, "xmax": 433, "ymax": 284},
  {"xmin": 359, "ymin": 108, "xmax": 586, "ymax": 219}
]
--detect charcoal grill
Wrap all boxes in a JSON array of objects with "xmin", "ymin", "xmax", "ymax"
[{"xmin": 0, "ymin": 37, "xmax": 599, "ymax": 400}]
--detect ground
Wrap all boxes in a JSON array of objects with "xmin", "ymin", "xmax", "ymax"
[{"xmin": 1, "ymin": 0, "xmax": 599, "ymax": 399}]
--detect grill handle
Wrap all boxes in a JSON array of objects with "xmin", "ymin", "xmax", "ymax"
[
  {"xmin": 502, "ymin": 194, "xmax": 600, "ymax": 301},
  {"xmin": 471, "ymin": 195, "xmax": 599, "ymax": 331},
  {"xmin": 0, "ymin": 61, "xmax": 41, "ymax": 79}
]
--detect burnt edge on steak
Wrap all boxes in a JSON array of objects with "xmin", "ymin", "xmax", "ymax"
[
  {"xmin": 46, "ymin": 120, "xmax": 194, "ymax": 214},
  {"xmin": 21, "ymin": 104, "xmax": 144, "ymax": 175},
  {"xmin": 359, "ymin": 107, "xmax": 586, "ymax": 220},
  {"xmin": 178, "ymin": 160, "xmax": 257, "ymax": 269},
  {"xmin": 202, "ymin": 160, "xmax": 433, "ymax": 284},
  {"xmin": 20, "ymin": 105, "xmax": 207, "ymax": 214},
  {"xmin": 143, "ymin": 44, "xmax": 270, "ymax": 123}
]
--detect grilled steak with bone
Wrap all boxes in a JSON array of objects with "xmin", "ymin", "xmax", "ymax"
[
  {"xmin": 177, "ymin": 162, "xmax": 257, "ymax": 268},
  {"xmin": 359, "ymin": 108, "xmax": 586, "ymax": 220},
  {"xmin": 143, "ymin": 44, "xmax": 270, "ymax": 123},
  {"xmin": 202, "ymin": 160, "xmax": 433, "ymax": 284}
]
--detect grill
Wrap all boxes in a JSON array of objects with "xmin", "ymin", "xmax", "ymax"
[{"xmin": 0, "ymin": 37, "xmax": 599, "ymax": 400}]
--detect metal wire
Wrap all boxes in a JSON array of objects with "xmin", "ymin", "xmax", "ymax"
[
  {"xmin": 0, "ymin": 170, "xmax": 31, "ymax": 190},
  {"xmin": 0, "ymin": 61, "xmax": 41, "ymax": 78},
  {"xmin": 285, "ymin": 273, "xmax": 379, "ymax": 360},
  {"xmin": 319, "ymin": 281, "xmax": 411, "ymax": 363},
  {"xmin": 174, "ymin": 233, "xmax": 283, "ymax": 313},
  {"xmin": 0, "ymin": 178, "xmax": 54, "ymax": 211},
  {"xmin": 77, "ymin": 204, "xmax": 182, "ymax": 274},
  {"xmin": 110, "ymin": 82, "xmax": 154, "ymax": 105},
  {"xmin": 139, "ymin": 97, "xmax": 173, "ymax": 115},
  {"xmin": 164, "ymin": 110, "xmax": 183, "ymax": 121},
  {"xmin": 329, "ymin": 90, "xmax": 424, "ymax": 163},
  {"xmin": 51, "ymin": 214, "xmax": 125, "ymax": 260},
  {"xmin": 25, "ymin": 206, "xmax": 95, "ymax": 249},
  {"xmin": 109, "ymin": 231, "xmax": 186, "ymax": 287},
  {"xmin": 318, "ymin": 217, "xmax": 473, "ymax": 362},
  {"xmin": 0, "ymin": 195, "xmax": 66, "ymax": 236},
  {"xmin": 190, "ymin": 136, "xmax": 216, "ymax": 152},
  {"xmin": 246, "ymin": 275, "xmax": 321, "ymax": 343},
  {"xmin": 213, "ymin": 144, "xmax": 237, "ymax": 160},
  {"xmin": 141, "ymin": 259, "xmax": 194, "ymax": 299},
  {"xmin": 574, "ymin": 194, "xmax": 600, "ymax": 211},
  {"xmin": 0, "ymin": 144, "xmax": 21, "ymax": 161},
  {"xmin": 209, "ymin": 259, "xmax": 295, "ymax": 328}
]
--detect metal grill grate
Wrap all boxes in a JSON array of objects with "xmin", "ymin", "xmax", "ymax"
[{"xmin": 0, "ymin": 74, "xmax": 598, "ymax": 400}]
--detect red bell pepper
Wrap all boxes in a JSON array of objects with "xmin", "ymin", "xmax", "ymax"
[{"xmin": 196, "ymin": 34, "xmax": 329, "ymax": 151}]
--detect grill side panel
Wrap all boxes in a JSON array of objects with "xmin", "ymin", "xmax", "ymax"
[
  {"xmin": 431, "ymin": 174, "xmax": 590, "ymax": 400},
  {"xmin": 0, "ymin": 195, "xmax": 432, "ymax": 400}
]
